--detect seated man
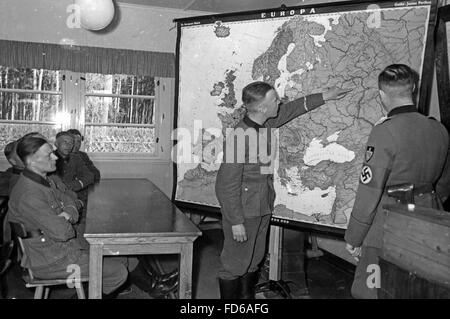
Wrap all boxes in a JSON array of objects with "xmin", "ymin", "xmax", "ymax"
[
  {"xmin": 3, "ymin": 133, "xmax": 81, "ymax": 201},
  {"xmin": 8, "ymin": 136, "xmax": 129, "ymax": 296},
  {"xmin": 66, "ymin": 129, "xmax": 100, "ymax": 183},
  {"xmin": 53, "ymin": 131, "xmax": 94, "ymax": 212}
]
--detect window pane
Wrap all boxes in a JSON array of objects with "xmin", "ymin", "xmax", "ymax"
[
  {"xmin": 0, "ymin": 92, "xmax": 62, "ymax": 122},
  {"xmin": 0, "ymin": 122, "xmax": 60, "ymax": 149},
  {"xmin": 84, "ymin": 125, "xmax": 155, "ymax": 153},
  {"xmin": 85, "ymin": 96, "xmax": 154, "ymax": 124},
  {"xmin": 0, "ymin": 66, "xmax": 61, "ymax": 91},
  {"xmin": 85, "ymin": 73, "xmax": 155, "ymax": 96}
]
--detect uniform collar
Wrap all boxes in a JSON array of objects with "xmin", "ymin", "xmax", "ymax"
[
  {"xmin": 387, "ymin": 105, "xmax": 417, "ymax": 117},
  {"xmin": 243, "ymin": 115, "xmax": 265, "ymax": 130},
  {"xmin": 23, "ymin": 168, "xmax": 51, "ymax": 188}
]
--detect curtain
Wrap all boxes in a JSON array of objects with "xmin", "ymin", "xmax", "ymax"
[{"xmin": 0, "ymin": 40, "xmax": 175, "ymax": 77}]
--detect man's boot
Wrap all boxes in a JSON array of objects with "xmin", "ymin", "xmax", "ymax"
[
  {"xmin": 240, "ymin": 271, "xmax": 259, "ymax": 299},
  {"xmin": 129, "ymin": 261, "xmax": 178, "ymax": 298},
  {"xmin": 140, "ymin": 256, "xmax": 179, "ymax": 283},
  {"xmin": 149, "ymin": 275, "xmax": 178, "ymax": 298},
  {"xmin": 219, "ymin": 277, "xmax": 240, "ymax": 299}
]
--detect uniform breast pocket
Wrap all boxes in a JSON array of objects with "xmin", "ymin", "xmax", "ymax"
[{"xmin": 241, "ymin": 184, "xmax": 261, "ymax": 217}]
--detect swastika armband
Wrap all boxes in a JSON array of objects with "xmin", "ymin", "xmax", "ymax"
[
  {"xmin": 359, "ymin": 164, "xmax": 388, "ymax": 189},
  {"xmin": 360, "ymin": 165, "xmax": 372, "ymax": 184}
]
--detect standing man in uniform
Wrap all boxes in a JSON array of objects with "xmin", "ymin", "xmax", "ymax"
[
  {"xmin": 215, "ymin": 81, "xmax": 351, "ymax": 299},
  {"xmin": 345, "ymin": 64, "xmax": 450, "ymax": 299}
]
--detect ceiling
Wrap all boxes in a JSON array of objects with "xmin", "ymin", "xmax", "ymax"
[{"xmin": 117, "ymin": 0, "xmax": 311, "ymax": 13}]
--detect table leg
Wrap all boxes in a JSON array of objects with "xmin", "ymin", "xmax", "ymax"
[
  {"xmin": 179, "ymin": 243, "xmax": 193, "ymax": 299},
  {"xmin": 89, "ymin": 244, "xmax": 103, "ymax": 299},
  {"xmin": 269, "ymin": 225, "xmax": 283, "ymax": 281}
]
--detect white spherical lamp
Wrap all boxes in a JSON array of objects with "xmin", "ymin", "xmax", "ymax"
[{"xmin": 75, "ymin": 0, "xmax": 115, "ymax": 31}]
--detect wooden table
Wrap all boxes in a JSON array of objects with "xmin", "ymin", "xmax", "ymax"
[{"xmin": 84, "ymin": 178, "xmax": 201, "ymax": 299}]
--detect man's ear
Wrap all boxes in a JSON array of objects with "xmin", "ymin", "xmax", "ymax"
[{"xmin": 7, "ymin": 158, "xmax": 17, "ymax": 166}]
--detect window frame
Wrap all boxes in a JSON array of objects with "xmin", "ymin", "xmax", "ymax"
[
  {"xmin": 79, "ymin": 72, "xmax": 161, "ymax": 159},
  {"xmin": 0, "ymin": 66, "xmax": 163, "ymax": 160},
  {"xmin": 0, "ymin": 67, "xmax": 65, "ymax": 142}
]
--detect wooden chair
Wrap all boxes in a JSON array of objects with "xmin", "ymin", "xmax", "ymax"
[{"xmin": 9, "ymin": 222, "xmax": 88, "ymax": 299}]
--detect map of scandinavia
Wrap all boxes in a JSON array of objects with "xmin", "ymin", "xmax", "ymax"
[{"xmin": 176, "ymin": 5, "xmax": 430, "ymax": 228}]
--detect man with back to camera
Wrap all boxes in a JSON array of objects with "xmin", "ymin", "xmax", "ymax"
[
  {"xmin": 345, "ymin": 64, "xmax": 450, "ymax": 299},
  {"xmin": 215, "ymin": 81, "xmax": 351, "ymax": 299}
]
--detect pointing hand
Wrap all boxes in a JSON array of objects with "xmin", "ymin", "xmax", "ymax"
[{"xmin": 323, "ymin": 86, "xmax": 352, "ymax": 101}]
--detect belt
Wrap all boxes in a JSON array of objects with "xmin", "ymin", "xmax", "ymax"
[
  {"xmin": 26, "ymin": 229, "xmax": 43, "ymax": 238},
  {"xmin": 386, "ymin": 183, "xmax": 435, "ymax": 205},
  {"xmin": 412, "ymin": 184, "xmax": 435, "ymax": 196},
  {"xmin": 385, "ymin": 183, "xmax": 434, "ymax": 195}
]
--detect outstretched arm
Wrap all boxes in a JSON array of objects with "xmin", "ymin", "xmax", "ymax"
[{"xmin": 266, "ymin": 86, "xmax": 352, "ymax": 128}]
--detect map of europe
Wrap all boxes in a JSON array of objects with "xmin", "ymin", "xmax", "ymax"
[{"xmin": 175, "ymin": 2, "xmax": 432, "ymax": 228}]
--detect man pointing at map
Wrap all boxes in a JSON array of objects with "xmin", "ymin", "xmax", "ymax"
[
  {"xmin": 215, "ymin": 81, "xmax": 350, "ymax": 299},
  {"xmin": 345, "ymin": 64, "xmax": 450, "ymax": 299}
]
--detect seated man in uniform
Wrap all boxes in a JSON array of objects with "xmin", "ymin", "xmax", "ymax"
[
  {"xmin": 8, "ymin": 136, "xmax": 129, "ymax": 297},
  {"xmin": 53, "ymin": 131, "xmax": 94, "ymax": 218},
  {"xmin": 66, "ymin": 129, "xmax": 101, "ymax": 184},
  {"xmin": 345, "ymin": 64, "xmax": 450, "ymax": 299}
]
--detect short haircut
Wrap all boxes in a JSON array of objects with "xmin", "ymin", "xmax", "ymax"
[
  {"xmin": 56, "ymin": 131, "xmax": 74, "ymax": 140},
  {"xmin": 67, "ymin": 129, "xmax": 84, "ymax": 141},
  {"xmin": 378, "ymin": 64, "xmax": 417, "ymax": 97},
  {"xmin": 242, "ymin": 81, "xmax": 274, "ymax": 112},
  {"xmin": 16, "ymin": 137, "xmax": 48, "ymax": 165},
  {"xmin": 4, "ymin": 141, "xmax": 16, "ymax": 160}
]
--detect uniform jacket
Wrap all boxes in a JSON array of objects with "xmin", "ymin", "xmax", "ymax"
[
  {"xmin": 345, "ymin": 105, "xmax": 450, "ymax": 248},
  {"xmin": 54, "ymin": 152, "xmax": 95, "ymax": 205},
  {"xmin": 77, "ymin": 151, "xmax": 101, "ymax": 183},
  {"xmin": 8, "ymin": 169, "xmax": 82, "ymax": 271},
  {"xmin": 5, "ymin": 167, "xmax": 79, "ymax": 204},
  {"xmin": 215, "ymin": 93, "xmax": 325, "ymax": 225}
]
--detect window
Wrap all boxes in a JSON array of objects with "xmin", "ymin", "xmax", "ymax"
[
  {"xmin": 0, "ymin": 66, "xmax": 63, "ymax": 145},
  {"xmin": 84, "ymin": 73, "xmax": 156, "ymax": 154},
  {"xmin": 0, "ymin": 66, "xmax": 159, "ymax": 156}
]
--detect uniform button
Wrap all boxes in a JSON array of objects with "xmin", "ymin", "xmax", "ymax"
[
  {"xmin": 244, "ymin": 187, "xmax": 249, "ymax": 191},
  {"xmin": 41, "ymin": 238, "xmax": 45, "ymax": 242}
]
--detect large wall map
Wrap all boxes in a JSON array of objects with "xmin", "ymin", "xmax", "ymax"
[{"xmin": 174, "ymin": 1, "xmax": 433, "ymax": 229}]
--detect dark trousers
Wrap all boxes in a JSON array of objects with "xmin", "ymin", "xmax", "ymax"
[
  {"xmin": 351, "ymin": 246, "xmax": 380, "ymax": 299},
  {"xmin": 219, "ymin": 215, "xmax": 271, "ymax": 280}
]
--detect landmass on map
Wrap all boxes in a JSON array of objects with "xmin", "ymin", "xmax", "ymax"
[{"xmin": 177, "ymin": 164, "xmax": 218, "ymax": 205}]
